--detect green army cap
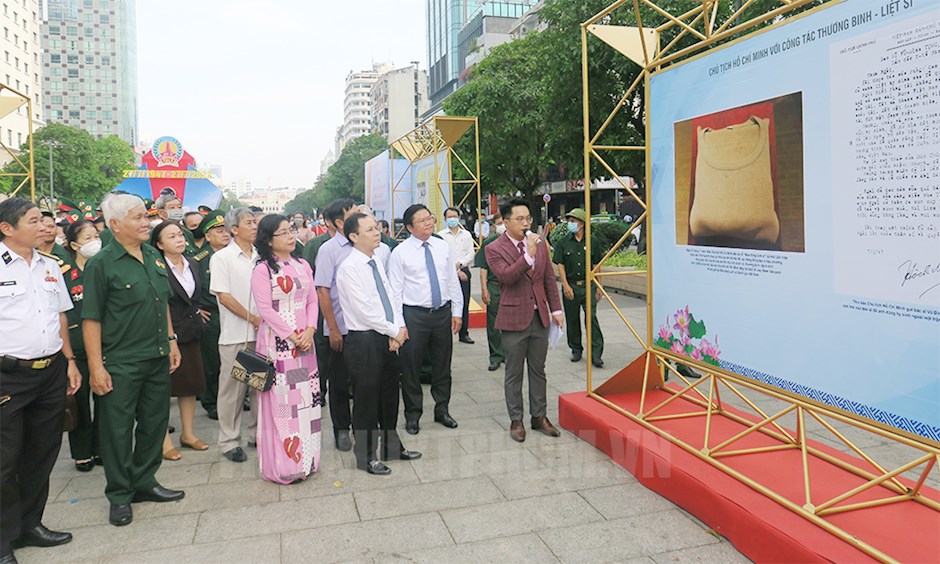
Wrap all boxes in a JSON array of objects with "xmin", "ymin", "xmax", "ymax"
[
  {"xmin": 197, "ymin": 210, "xmax": 225, "ymax": 237},
  {"xmin": 565, "ymin": 208, "xmax": 587, "ymax": 223}
]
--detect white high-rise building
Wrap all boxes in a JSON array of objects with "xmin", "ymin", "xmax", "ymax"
[
  {"xmin": 0, "ymin": 0, "xmax": 43, "ymax": 163},
  {"xmin": 338, "ymin": 62, "xmax": 391, "ymax": 152},
  {"xmin": 371, "ymin": 63, "xmax": 429, "ymax": 142}
]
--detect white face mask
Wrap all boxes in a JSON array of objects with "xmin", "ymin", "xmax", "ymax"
[
  {"xmin": 79, "ymin": 239, "xmax": 102, "ymax": 258},
  {"xmin": 150, "ymin": 219, "xmax": 162, "ymax": 228},
  {"xmin": 55, "ymin": 236, "xmax": 66, "ymax": 246},
  {"xmin": 167, "ymin": 209, "xmax": 185, "ymax": 221},
  {"xmin": 495, "ymin": 224, "xmax": 507, "ymax": 235}
]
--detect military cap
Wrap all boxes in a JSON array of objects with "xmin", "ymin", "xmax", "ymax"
[{"xmin": 197, "ymin": 210, "xmax": 225, "ymax": 237}]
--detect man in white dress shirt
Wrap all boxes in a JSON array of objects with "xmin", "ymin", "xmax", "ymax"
[
  {"xmin": 0, "ymin": 198, "xmax": 82, "ymax": 562},
  {"xmin": 439, "ymin": 207, "xmax": 475, "ymax": 344},
  {"xmin": 209, "ymin": 207, "xmax": 260, "ymax": 463},
  {"xmin": 336, "ymin": 213, "xmax": 421, "ymax": 475},
  {"xmin": 387, "ymin": 204, "xmax": 463, "ymax": 434}
]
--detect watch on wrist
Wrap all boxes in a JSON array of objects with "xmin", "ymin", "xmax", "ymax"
[{"xmin": 168, "ymin": 333, "xmax": 178, "ymax": 342}]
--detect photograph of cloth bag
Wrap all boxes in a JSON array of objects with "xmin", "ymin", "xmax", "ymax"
[{"xmin": 689, "ymin": 116, "xmax": 780, "ymax": 245}]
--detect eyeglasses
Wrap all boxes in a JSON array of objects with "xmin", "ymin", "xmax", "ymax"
[
  {"xmin": 272, "ymin": 231, "xmax": 292, "ymax": 238},
  {"xmin": 413, "ymin": 214, "xmax": 436, "ymax": 225},
  {"xmin": 511, "ymin": 216, "xmax": 533, "ymax": 224}
]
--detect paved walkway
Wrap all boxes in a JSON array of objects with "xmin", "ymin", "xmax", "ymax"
[{"xmin": 21, "ymin": 283, "xmax": 754, "ymax": 563}]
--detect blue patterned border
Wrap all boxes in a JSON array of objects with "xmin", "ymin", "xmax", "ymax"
[{"xmin": 719, "ymin": 360, "xmax": 940, "ymax": 443}]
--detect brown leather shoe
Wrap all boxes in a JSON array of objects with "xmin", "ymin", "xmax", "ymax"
[
  {"xmin": 509, "ymin": 420, "xmax": 526, "ymax": 442},
  {"xmin": 531, "ymin": 416, "xmax": 561, "ymax": 437}
]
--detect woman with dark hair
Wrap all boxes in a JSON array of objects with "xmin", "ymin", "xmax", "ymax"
[
  {"xmin": 250, "ymin": 214, "xmax": 321, "ymax": 483},
  {"xmin": 64, "ymin": 219, "xmax": 102, "ymax": 471},
  {"xmin": 150, "ymin": 220, "xmax": 209, "ymax": 460}
]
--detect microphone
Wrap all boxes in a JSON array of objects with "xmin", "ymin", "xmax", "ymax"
[{"xmin": 524, "ymin": 229, "xmax": 541, "ymax": 244}]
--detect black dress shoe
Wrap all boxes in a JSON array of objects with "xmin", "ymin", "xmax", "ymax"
[
  {"xmin": 335, "ymin": 430, "xmax": 352, "ymax": 451},
  {"xmin": 405, "ymin": 419, "xmax": 419, "ymax": 435},
  {"xmin": 459, "ymin": 335, "xmax": 475, "ymax": 344},
  {"xmin": 75, "ymin": 459, "xmax": 95, "ymax": 472},
  {"xmin": 488, "ymin": 361, "xmax": 501, "ymax": 371},
  {"xmin": 359, "ymin": 460, "xmax": 391, "ymax": 475},
  {"xmin": 592, "ymin": 359, "xmax": 604, "ymax": 368},
  {"xmin": 132, "ymin": 485, "xmax": 185, "ymax": 503},
  {"xmin": 0, "ymin": 552, "xmax": 17, "ymax": 563},
  {"xmin": 570, "ymin": 351, "xmax": 582, "ymax": 362},
  {"xmin": 12, "ymin": 524, "xmax": 72, "ymax": 548},
  {"xmin": 93, "ymin": 456, "xmax": 103, "ymax": 466},
  {"xmin": 382, "ymin": 449, "xmax": 422, "ymax": 461},
  {"xmin": 434, "ymin": 413, "xmax": 458, "ymax": 428},
  {"xmin": 223, "ymin": 447, "xmax": 248, "ymax": 462},
  {"xmin": 206, "ymin": 409, "xmax": 218, "ymax": 420},
  {"xmin": 109, "ymin": 503, "xmax": 132, "ymax": 527}
]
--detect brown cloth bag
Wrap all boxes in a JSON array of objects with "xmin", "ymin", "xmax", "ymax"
[{"xmin": 690, "ymin": 116, "xmax": 779, "ymax": 244}]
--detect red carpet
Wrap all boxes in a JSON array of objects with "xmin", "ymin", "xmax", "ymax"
[{"xmin": 559, "ymin": 390, "xmax": 940, "ymax": 563}]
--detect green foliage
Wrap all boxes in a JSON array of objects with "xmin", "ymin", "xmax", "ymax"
[
  {"xmin": 284, "ymin": 134, "xmax": 387, "ymax": 215},
  {"xmin": 588, "ymin": 221, "xmax": 630, "ymax": 256},
  {"xmin": 0, "ymin": 123, "xmax": 134, "ymax": 201},
  {"xmin": 217, "ymin": 190, "xmax": 244, "ymax": 213},
  {"xmin": 444, "ymin": 34, "xmax": 550, "ymax": 199},
  {"xmin": 605, "ymin": 250, "xmax": 647, "ymax": 269},
  {"xmin": 549, "ymin": 222, "xmax": 569, "ymax": 247}
]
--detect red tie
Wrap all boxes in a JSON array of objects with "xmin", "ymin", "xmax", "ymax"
[{"xmin": 517, "ymin": 241, "xmax": 525, "ymax": 256}]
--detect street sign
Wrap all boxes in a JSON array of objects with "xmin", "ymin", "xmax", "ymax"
[{"xmin": 542, "ymin": 194, "xmax": 551, "ymax": 203}]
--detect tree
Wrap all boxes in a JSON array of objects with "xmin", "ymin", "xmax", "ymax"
[
  {"xmin": 284, "ymin": 134, "xmax": 387, "ymax": 214},
  {"xmin": 444, "ymin": 34, "xmax": 551, "ymax": 201},
  {"xmin": 217, "ymin": 190, "xmax": 244, "ymax": 213},
  {"xmin": 0, "ymin": 123, "xmax": 135, "ymax": 201}
]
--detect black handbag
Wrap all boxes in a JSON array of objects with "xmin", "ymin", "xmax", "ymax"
[
  {"xmin": 229, "ymin": 291, "xmax": 275, "ymax": 392},
  {"xmin": 231, "ymin": 348, "xmax": 275, "ymax": 392}
]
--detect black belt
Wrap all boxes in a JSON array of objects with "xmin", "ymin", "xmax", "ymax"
[
  {"xmin": 404, "ymin": 301, "xmax": 452, "ymax": 314},
  {"xmin": 1, "ymin": 352, "xmax": 60, "ymax": 370}
]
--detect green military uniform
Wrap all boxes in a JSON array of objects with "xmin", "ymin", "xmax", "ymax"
[
  {"xmin": 380, "ymin": 231, "xmax": 398, "ymax": 250},
  {"xmin": 49, "ymin": 242, "xmax": 70, "ymax": 264},
  {"xmin": 82, "ymin": 241, "xmax": 173, "ymax": 505},
  {"xmin": 99, "ymin": 228, "xmax": 114, "ymax": 248},
  {"xmin": 474, "ymin": 233, "xmax": 504, "ymax": 366},
  {"xmin": 63, "ymin": 257, "xmax": 99, "ymax": 462},
  {"xmin": 193, "ymin": 211, "xmax": 224, "ymax": 417},
  {"xmin": 303, "ymin": 232, "xmax": 334, "ymax": 390},
  {"xmin": 552, "ymin": 224, "xmax": 604, "ymax": 364},
  {"xmin": 181, "ymin": 227, "xmax": 197, "ymax": 257}
]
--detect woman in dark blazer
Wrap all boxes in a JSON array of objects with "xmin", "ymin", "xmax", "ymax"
[{"xmin": 151, "ymin": 220, "xmax": 209, "ymax": 460}]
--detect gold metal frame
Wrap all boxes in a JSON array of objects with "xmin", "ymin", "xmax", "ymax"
[
  {"xmin": 580, "ymin": 2, "xmax": 939, "ymax": 562},
  {"xmin": 388, "ymin": 116, "xmax": 481, "ymax": 241},
  {"xmin": 0, "ymin": 83, "xmax": 36, "ymax": 201}
]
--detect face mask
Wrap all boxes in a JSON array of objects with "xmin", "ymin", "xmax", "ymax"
[
  {"xmin": 293, "ymin": 218, "xmax": 304, "ymax": 226},
  {"xmin": 167, "ymin": 210, "xmax": 185, "ymax": 221},
  {"xmin": 189, "ymin": 227, "xmax": 202, "ymax": 239},
  {"xmin": 150, "ymin": 219, "xmax": 162, "ymax": 228},
  {"xmin": 55, "ymin": 236, "xmax": 66, "ymax": 246},
  {"xmin": 495, "ymin": 224, "xmax": 507, "ymax": 235},
  {"xmin": 78, "ymin": 239, "xmax": 102, "ymax": 258},
  {"xmin": 567, "ymin": 221, "xmax": 580, "ymax": 233},
  {"xmin": 446, "ymin": 218, "xmax": 460, "ymax": 229}
]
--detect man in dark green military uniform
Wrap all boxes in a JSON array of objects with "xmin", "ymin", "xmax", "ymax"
[
  {"xmin": 474, "ymin": 212, "xmax": 505, "ymax": 371},
  {"xmin": 193, "ymin": 211, "xmax": 229, "ymax": 420},
  {"xmin": 82, "ymin": 194, "xmax": 185, "ymax": 528},
  {"xmin": 552, "ymin": 208, "xmax": 604, "ymax": 368},
  {"xmin": 38, "ymin": 212, "xmax": 70, "ymax": 265}
]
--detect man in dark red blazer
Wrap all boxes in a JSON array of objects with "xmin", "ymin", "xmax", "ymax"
[{"xmin": 485, "ymin": 198, "xmax": 564, "ymax": 442}]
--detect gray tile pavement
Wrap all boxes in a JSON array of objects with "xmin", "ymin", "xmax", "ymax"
[{"xmin": 20, "ymin": 275, "xmax": 927, "ymax": 562}]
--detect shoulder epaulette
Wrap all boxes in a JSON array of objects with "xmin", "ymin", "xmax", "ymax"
[{"xmin": 38, "ymin": 250, "xmax": 71, "ymax": 274}]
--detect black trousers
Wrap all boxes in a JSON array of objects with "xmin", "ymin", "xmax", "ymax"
[
  {"xmin": 458, "ymin": 266, "xmax": 471, "ymax": 338},
  {"xmin": 321, "ymin": 333, "xmax": 352, "ymax": 434},
  {"xmin": 344, "ymin": 331, "xmax": 403, "ymax": 465},
  {"xmin": 0, "ymin": 352, "xmax": 67, "ymax": 556},
  {"xmin": 400, "ymin": 304, "xmax": 453, "ymax": 422},
  {"xmin": 66, "ymin": 356, "xmax": 99, "ymax": 461}
]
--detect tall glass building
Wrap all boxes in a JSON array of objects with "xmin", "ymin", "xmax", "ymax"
[
  {"xmin": 426, "ymin": 0, "xmax": 535, "ymax": 115},
  {"xmin": 42, "ymin": 0, "xmax": 138, "ymax": 145}
]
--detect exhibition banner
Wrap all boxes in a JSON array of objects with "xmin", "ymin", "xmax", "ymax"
[
  {"xmin": 649, "ymin": 0, "xmax": 940, "ymax": 441},
  {"xmin": 364, "ymin": 150, "xmax": 412, "ymax": 221},
  {"xmin": 412, "ymin": 151, "xmax": 452, "ymax": 221},
  {"xmin": 115, "ymin": 136, "xmax": 222, "ymax": 210}
]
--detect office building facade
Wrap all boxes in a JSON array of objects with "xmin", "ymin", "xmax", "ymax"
[
  {"xmin": 42, "ymin": 0, "xmax": 138, "ymax": 145},
  {"xmin": 371, "ymin": 63, "xmax": 429, "ymax": 142},
  {"xmin": 0, "ymin": 0, "xmax": 43, "ymax": 160}
]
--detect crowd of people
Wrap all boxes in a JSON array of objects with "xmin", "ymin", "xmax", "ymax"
[{"xmin": 0, "ymin": 191, "xmax": 609, "ymax": 563}]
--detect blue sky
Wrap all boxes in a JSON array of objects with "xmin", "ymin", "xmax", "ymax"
[{"xmin": 137, "ymin": 0, "xmax": 425, "ymax": 189}]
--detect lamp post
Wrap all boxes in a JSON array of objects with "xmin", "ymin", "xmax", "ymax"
[{"xmin": 45, "ymin": 139, "xmax": 61, "ymax": 201}]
